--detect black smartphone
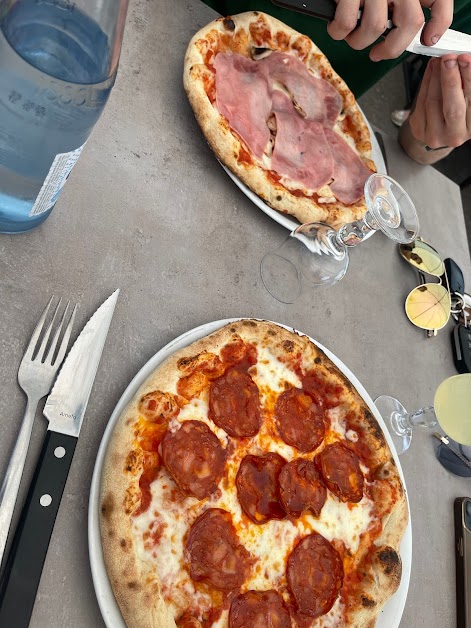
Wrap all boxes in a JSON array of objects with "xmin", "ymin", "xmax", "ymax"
[
  {"xmin": 270, "ymin": 0, "xmax": 337, "ymax": 21},
  {"xmin": 270, "ymin": 0, "xmax": 394, "ymax": 32},
  {"xmin": 454, "ymin": 497, "xmax": 471, "ymax": 627}
]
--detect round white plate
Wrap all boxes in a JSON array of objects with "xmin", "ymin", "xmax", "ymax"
[
  {"xmin": 89, "ymin": 318, "xmax": 411, "ymax": 628},
  {"xmin": 222, "ymin": 111, "xmax": 387, "ymax": 232}
]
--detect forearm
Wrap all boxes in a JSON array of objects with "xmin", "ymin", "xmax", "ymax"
[{"xmin": 398, "ymin": 118, "xmax": 454, "ymax": 165}]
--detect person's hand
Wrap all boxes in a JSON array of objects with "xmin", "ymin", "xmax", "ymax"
[
  {"xmin": 409, "ymin": 54, "xmax": 471, "ymax": 150},
  {"xmin": 327, "ymin": 0, "xmax": 453, "ymax": 61}
]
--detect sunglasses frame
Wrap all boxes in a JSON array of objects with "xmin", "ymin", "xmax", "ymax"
[
  {"xmin": 400, "ymin": 239, "xmax": 461, "ymax": 337},
  {"xmin": 415, "ymin": 270, "xmax": 451, "ymax": 336}
]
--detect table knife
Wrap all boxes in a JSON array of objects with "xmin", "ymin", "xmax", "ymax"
[
  {"xmin": 270, "ymin": 0, "xmax": 471, "ymax": 56},
  {"xmin": 0, "ymin": 289, "xmax": 119, "ymax": 628}
]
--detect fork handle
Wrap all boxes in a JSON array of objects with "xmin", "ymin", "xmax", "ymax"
[
  {"xmin": 0, "ymin": 430, "xmax": 77, "ymax": 627},
  {"xmin": 0, "ymin": 397, "xmax": 40, "ymax": 569}
]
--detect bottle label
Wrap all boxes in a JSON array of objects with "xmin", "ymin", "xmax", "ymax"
[{"xmin": 29, "ymin": 143, "xmax": 86, "ymax": 217}]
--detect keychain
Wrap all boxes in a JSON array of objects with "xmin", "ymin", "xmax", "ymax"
[{"xmin": 452, "ymin": 293, "xmax": 471, "ymax": 374}]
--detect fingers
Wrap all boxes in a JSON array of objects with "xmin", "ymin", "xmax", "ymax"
[
  {"xmin": 421, "ymin": 0, "xmax": 453, "ymax": 46},
  {"xmin": 327, "ymin": 0, "xmax": 361, "ymax": 41},
  {"xmin": 409, "ymin": 60, "xmax": 433, "ymax": 142},
  {"xmin": 346, "ymin": 0, "xmax": 388, "ymax": 49},
  {"xmin": 440, "ymin": 55, "xmax": 468, "ymax": 147},
  {"xmin": 370, "ymin": 0, "xmax": 424, "ymax": 61},
  {"xmin": 458, "ymin": 54, "xmax": 471, "ymax": 134},
  {"xmin": 423, "ymin": 57, "xmax": 445, "ymax": 148}
]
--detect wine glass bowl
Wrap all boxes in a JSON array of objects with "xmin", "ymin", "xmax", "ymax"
[
  {"xmin": 260, "ymin": 174, "xmax": 419, "ymax": 302},
  {"xmin": 434, "ymin": 373, "xmax": 471, "ymax": 445}
]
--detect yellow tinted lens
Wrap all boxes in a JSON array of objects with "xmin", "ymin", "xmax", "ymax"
[
  {"xmin": 400, "ymin": 241, "xmax": 444, "ymax": 277},
  {"xmin": 405, "ymin": 284, "xmax": 451, "ymax": 330}
]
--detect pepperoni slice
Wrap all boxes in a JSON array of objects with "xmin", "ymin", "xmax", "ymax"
[
  {"xmin": 186, "ymin": 508, "xmax": 251, "ymax": 591},
  {"xmin": 287, "ymin": 533, "xmax": 344, "ymax": 618},
  {"xmin": 229, "ymin": 590, "xmax": 291, "ymax": 628},
  {"xmin": 236, "ymin": 453, "xmax": 286, "ymax": 524},
  {"xmin": 279, "ymin": 458, "xmax": 327, "ymax": 518},
  {"xmin": 209, "ymin": 368, "xmax": 261, "ymax": 438},
  {"xmin": 161, "ymin": 421, "xmax": 225, "ymax": 500},
  {"xmin": 274, "ymin": 388, "xmax": 325, "ymax": 452},
  {"xmin": 316, "ymin": 442, "xmax": 364, "ymax": 503}
]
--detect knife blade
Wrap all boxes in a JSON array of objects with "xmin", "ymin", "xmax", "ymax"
[
  {"xmin": 270, "ymin": 0, "xmax": 471, "ymax": 57},
  {"xmin": 0, "ymin": 289, "xmax": 119, "ymax": 628}
]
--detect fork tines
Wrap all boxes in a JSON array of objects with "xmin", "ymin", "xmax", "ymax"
[{"xmin": 28, "ymin": 297, "xmax": 78, "ymax": 365}]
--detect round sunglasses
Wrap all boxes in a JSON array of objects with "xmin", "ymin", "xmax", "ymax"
[{"xmin": 399, "ymin": 240, "xmax": 465, "ymax": 334}]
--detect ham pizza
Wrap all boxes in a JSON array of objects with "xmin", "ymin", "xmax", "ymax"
[
  {"xmin": 100, "ymin": 319, "xmax": 408, "ymax": 628},
  {"xmin": 183, "ymin": 12, "xmax": 377, "ymax": 229}
]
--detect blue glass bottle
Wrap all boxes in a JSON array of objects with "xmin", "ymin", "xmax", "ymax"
[{"xmin": 0, "ymin": 0, "xmax": 129, "ymax": 233}]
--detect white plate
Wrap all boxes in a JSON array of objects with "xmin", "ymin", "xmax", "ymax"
[
  {"xmin": 222, "ymin": 111, "xmax": 387, "ymax": 232},
  {"xmin": 89, "ymin": 318, "xmax": 411, "ymax": 628}
]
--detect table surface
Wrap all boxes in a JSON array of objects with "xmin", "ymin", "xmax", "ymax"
[{"xmin": 0, "ymin": 1, "xmax": 470, "ymax": 626}]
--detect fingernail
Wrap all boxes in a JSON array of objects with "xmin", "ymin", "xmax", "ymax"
[
  {"xmin": 444, "ymin": 59, "xmax": 457, "ymax": 68},
  {"xmin": 458, "ymin": 60, "xmax": 469, "ymax": 68},
  {"xmin": 431, "ymin": 35, "xmax": 440, "ymax": 44},
  {"xmin": 370, "ymin": 54, "xmax": 380, "ymax": 62}
]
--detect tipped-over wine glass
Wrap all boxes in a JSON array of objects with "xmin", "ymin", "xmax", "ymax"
[
  {"xmin": 375, "ymin": 373, "xmax": 471, "ymax": 475},
  {"xmin": 260, "ymin": 174, "xmax": 420, "ymax": 303}
]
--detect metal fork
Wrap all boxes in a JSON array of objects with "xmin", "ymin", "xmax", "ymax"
[{"xmin": 0, "ymin": 297, "xmax": 78, "ymax": 566}]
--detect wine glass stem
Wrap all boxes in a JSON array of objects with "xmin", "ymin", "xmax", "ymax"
[
  {"xmin": 337, "ymin": 216, "xmax": 376, "ymax": 247},
  {"xmin": 390, "ymin": 410, "xmax": 412, "ymax": 436},
  {"xmin": 391, "ymin": 406, "xmax": 437, "ymax": 434}
]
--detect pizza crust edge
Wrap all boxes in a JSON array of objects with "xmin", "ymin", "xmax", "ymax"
[
  {"xmin": 100, "ymin": 320, "xmax": 408, "ymax": 628},
  {"xmin": 100, "ymin": 411, "xmax": 175, "ymax": 628},
  {"xmin": 183, "ymin": 12, "xmax": 376, "ymax": 230}
]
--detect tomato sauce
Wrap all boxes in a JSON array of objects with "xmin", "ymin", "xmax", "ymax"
[
  {"xmin": 237, "ymin": 145, "xmax": 252, "ymax": 166},
  {"xmin": 221, "ymin": 339, "xmax": 257, "ymax": 371}
]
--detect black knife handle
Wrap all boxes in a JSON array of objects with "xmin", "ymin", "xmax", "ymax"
[{"xmin": 0, "ymin": 431, "xmax": 77, "ymax": 628}]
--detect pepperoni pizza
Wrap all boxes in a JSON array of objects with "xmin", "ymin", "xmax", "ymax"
[
  {"xmin": 183, "ymin": 12, "xmax": 377, "ymax": 229},
  {"xmin": 100, "ymin": 320, "xmax": 408, "ymax": 628}
]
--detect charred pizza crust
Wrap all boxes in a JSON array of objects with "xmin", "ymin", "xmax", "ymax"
[
  {"xmin": 183, "ymin": 12, "xmax": 376, "ymax": 229},
  {"xmin": 100, "ymin": 320, "xmax": 408, "ymax": 628}
]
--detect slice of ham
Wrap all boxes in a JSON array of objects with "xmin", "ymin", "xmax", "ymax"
[
  {"xmin": 323, "ymin": 127, "xmax": 371, "ymax": 205},
  {"xmin": 271, "ymin": 91, "xmax": 333, "ymax": 191},
  {"xmin": 214, "ymin": 53, "xmax": 271, "ymax": 159},
  {"xmin": 271, "ymin": 88, "xmax": 297, "ymax": 114},
  {"xmin": 261, "ymin": 52, "xmax": 342, "ymax": 126},
  {"xmin": 213, "ymin": 52, "xmax": 370, "ymax": 206}
]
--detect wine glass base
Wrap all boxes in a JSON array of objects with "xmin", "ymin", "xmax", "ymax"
[
  {"xmin": 374, "ymin": 395, "xmax": 412, "ymax": 455},
  {"xmin": 260, "ymin": 251, "xmax": 302, "ymax": 304},
  {"xmin": 365, "ymin": 175, "xmax": 419, "ymax": 243}
]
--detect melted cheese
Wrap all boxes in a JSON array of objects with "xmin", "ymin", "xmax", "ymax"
[
  {"xmin": 132, "ymin": 335, "xmax": 376, "ymax": 626},
  {"xmin": 325, "ymin": 406, "xmax": 347, "ymax": 439},
  {"xmin": 250, "ymin": 344, "xmax": 302, "ymax": 400},
  {"xmin": 170, "ymin": 397, "xmax": 229, "ymax": 446}
]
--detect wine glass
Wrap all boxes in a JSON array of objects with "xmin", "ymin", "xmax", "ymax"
[
  {"xmin": 260, "ymin": 174, "xmax": 420, "ymax": 303},
  {"xmin": 375, "ymin": 373, "xmax": 471, "ymax": 474}
]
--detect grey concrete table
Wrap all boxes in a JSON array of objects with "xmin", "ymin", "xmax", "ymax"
[{"xmin": 0, "ymin": 0, "xmax": 470, "ymax": 626}]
